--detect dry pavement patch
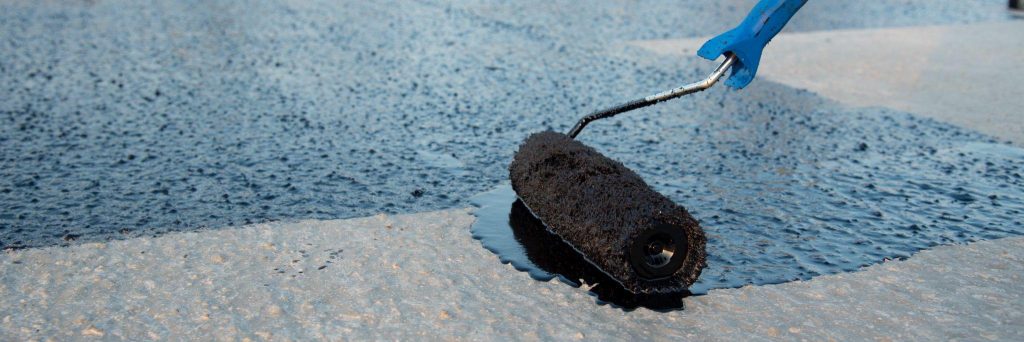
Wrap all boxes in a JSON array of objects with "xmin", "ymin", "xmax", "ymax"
[
  {"xmin": 630, "ymin": 21, "xmax": 1024, "ymax": 145},
  {"xmin": 2, "ymin": 209, "xmax": 1022, "ymax": 340}
]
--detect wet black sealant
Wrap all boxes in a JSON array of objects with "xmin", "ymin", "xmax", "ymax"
[
  {"xmin": 1, "ymin": 0, "xmax": 1022, "ymax": 314},
  {"xmin": 508, "ymin": 131, "xmax": 706, "ymax": 294},
  {"xmin": 472, "ymin": 109, "xmax": 1024, "ymax": 297},
  {"xmin": 1, "ymin": 1, "xmax": 1020, "ymax": 250},
  {"xmin": 471, "ymin": 184, "xmax": 689, "ymax": 311}
]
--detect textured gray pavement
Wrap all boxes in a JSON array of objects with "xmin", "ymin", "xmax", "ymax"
[
  {"xmin": 630, "ymin": 21, "xmax": 1024, "ymax": 145},
  {"xmin": 0, "ymin": 0, "xmax": 1018, "ymax": 249},
  {"xmin": 2, "ymin": 1, "xmax": 1023, "ymax": 340},
  {"xmin": 2, "ymin": 209, "xmax": 1022, "ymax": 340}
]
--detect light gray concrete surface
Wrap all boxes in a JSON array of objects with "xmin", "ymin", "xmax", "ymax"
[
  {"xmin": 629, "ymin": 21, "xmax": 1024, "ymax": 145},
  {"xmin": 2, "ymin": 209, "xmax": 1022, "ymax": 340}
]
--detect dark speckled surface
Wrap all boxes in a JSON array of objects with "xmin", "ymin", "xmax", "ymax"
[
  {"xmin": 509, "ymin": 131, "xmax": 706, "ymax": 294},
  {"xmin": 472, "ymin": 105, "xmax": 1024, "ymax": 294},
  {"xmin": 0, "ymin": 0, "xmax": 1018, "ymax": 251}
]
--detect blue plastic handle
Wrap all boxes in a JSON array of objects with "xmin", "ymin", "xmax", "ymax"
[{"xmin": 698, "ymin": 0, "xmax": 807, "ymax": 89}]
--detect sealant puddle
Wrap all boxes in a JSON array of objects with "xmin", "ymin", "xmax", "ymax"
[
  {"xmin": 471, "ymin": 122, "xmax": 1024, "ymax": 299},
  {"xmin": 470, "ymin": 184, "xmax": 688, "ymax": 311}
]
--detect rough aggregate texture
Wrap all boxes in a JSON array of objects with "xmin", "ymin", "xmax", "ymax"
[
  {"xmin": 1, "ymin": 0, "xmax": 1023, "ymax": 294},
  {"xmin": 432, "ymin": 0, "xmax": 1013, "ymax": 43},
  {"xmin": 0, "ymin": 0, "xmax": 1015, "ymax": 249},
  {"xmin": 509, "ymin": 131, "xmax": 705, "ymax": 293},
  {"xmin": 1, "ymin": 210, "xmax": 1021, "ymax": 340}
]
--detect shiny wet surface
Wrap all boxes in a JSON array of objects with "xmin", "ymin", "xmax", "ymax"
[
  {"xmin": 472, "ymin": 108, "xmax": 1024, "ymax": 294},
  {"xmin": 0, "ymin": 0, "xmax": 1019, "ymax": 249},
  {"xmin": 470, "ymin": 185, "xmax": 689, "ymax": 311}
]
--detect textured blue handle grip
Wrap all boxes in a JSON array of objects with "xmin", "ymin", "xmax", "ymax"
[{"xmin": 698, "ymin": 0, "xmax": 807, "ymax": 89}]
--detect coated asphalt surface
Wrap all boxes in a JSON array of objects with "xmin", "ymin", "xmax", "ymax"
[
  {"xmin": 2, "ymin": 1, "xmax": 1024, "ymax": 339},
  {"xmin": 2, "ymin": 0, "xmax": 1023, "ymax": 294},
  {"xmin": 1, "ymin": 0, "xmax": 1016, "ymax": 249}
]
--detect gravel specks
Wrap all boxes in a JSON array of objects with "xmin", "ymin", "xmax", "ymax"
[
  {"xmin": 0, "ymin": 0, "xmax": 1016, "ymax": 249},
  {"xmin": 1, "ymin": 210, "xmax": 1021, "ymax": 340}
]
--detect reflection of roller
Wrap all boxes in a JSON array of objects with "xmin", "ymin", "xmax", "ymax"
[
  {"xmin": 509, "ymin": 131, "xmax": 706, "ymax": 294},
  {"xmin": 508, "ymin": 199, "xmax": 688, "ymax": 310}
]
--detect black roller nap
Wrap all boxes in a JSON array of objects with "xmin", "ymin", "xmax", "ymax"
[
  {"xmin": 509, "ymin": 131, "xmax": 706, "ymax": 294},
  {"xmin": 509, "ymin": 199, "xmax": 689, "ymax": 310}
]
